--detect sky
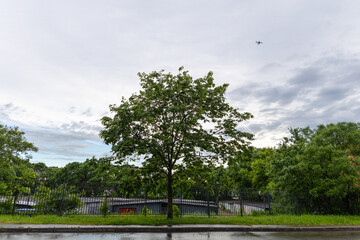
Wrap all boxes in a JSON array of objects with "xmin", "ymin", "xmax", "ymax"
[{"xmin": 1, "ymin": 0, "xmax": 360, "ymax": 167}]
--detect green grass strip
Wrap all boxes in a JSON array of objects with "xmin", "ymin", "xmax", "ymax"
[{"xmin": 1, "ymin": 215, "xmax": 360, "ymax": 226}]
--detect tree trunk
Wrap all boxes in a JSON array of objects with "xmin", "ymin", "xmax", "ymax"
[{"xmin": 167, "ymin": 171, "xmax": 173, "ymax": 219}]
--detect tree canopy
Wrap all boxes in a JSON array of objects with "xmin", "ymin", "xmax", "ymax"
[
  {"xmin": 100, "ymin": 67, "xmax": 254, "ymax": 218},
  {"xmin": 269, "ymin": 122, "xmax": 360, "ymax": 214},
  {"xmin": 0, "ymin": 124, "xmax": 38, "ymax": 195}
]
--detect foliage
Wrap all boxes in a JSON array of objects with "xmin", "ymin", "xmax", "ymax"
[
  {"xmin": 172, "ymin": 204, "xmax": 180, "ymax": 217},
  {"xmin": 220, "ymin": 203, "xmax": 226, "ymax": 211},
  {"xmin": 250, "ymin": 148, "xmax": 275, "ymax": 189},
  {"xmin": 100, "ymin": 67, "xmax": 253, "ymax": 218},
  {"xmin": 32, "ymin": 162, "xmax": 59, "ymax": 188},
  {"xmin": 270, "ymin": 122, "xmax": 360, "ymax": 214},
  {"xmin": 268, "ymin": 189, "xmax": 298, "ymax": 215},
  {"xmin": 207, "ymin": 149, "xmax": 256, "ymax": 202},
  {"xmin": 0, "ymin": 124, "xmax": 37, "ymax": 195},
  {"xmin": 207, "ymin": 166, "xmax": 235, "ymax": 203},
  {"xmin": 33, "ymin": 184, "xmax": 51, "ymax": 213},
  {"xmin": 35, "ymin": 184, "xmax": 82, "ymax": 216},
  {"xmin": 53, "ymin": 157, "xmax": 119, "ymax": 196},
  {"xmin": 142, "ymin": 205, "xmax": 152, "ymax": 216},
  {"xmin": 0, "ymin": 197, "xmax": 13, "ymax": 214},
  {"xmin": 114, "ymin": 164, "xmax": 143, "ymax": 197},
  {"xmin": 99, "ymin": 198, "xmax": 110, "ymax": 217}
]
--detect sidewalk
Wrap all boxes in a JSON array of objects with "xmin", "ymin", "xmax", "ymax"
[{"xmin": 1, "ymin": 224, "xmax": 360, "ymax": 233}]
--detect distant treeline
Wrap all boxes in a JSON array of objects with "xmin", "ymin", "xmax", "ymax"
[{"xmin": 1, "ymin": 122, "xmax": 360, "ymax": 214}]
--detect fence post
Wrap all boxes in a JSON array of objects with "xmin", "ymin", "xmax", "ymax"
[
  {"xmin": 267, "ymin": 190, "xmax": 271, "ymax": 215},
  {"xmin": 26, "ymin": 195, "xmax": 30, "ymax": 216},
  {"xmin": 207, "ymin": 189, "xmax": 210, "ymax": 217},
  {"xmin": 110, "ymin": 192, "xmax": 113, "ymax": 215},
  {"xmin": 180, "ymin": 187, "xmax": 183, "ymax": 217},
  {"xmin": 239, "ymin": 189, "xmax": 243, "ymax": 216},
  {"xmin": 60, "ymin": 186, "xmax": 65, "ymax": 216},
  {"xmin": 11, "ymin": 190, "xmax": 19, "ymax": 215},
  {"xmin": 144, "ymin": 188, "xmax": 147, "ymax": 216},
  {"xmin": 11, "ymin": 179, "xmax": 18, "ymax": 215},
  {"xmin": 295, "ymin": 194, "xmax": 300, "ymax": 215}
]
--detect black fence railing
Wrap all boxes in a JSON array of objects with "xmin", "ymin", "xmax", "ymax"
[{"xmin": 0, "ymin": 183, "xmax": 300, "ymax": 216}]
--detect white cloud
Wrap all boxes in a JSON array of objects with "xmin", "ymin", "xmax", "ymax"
[{"xmin": 1, "ymin": 0, "xmax": 360, "ymax": 165}]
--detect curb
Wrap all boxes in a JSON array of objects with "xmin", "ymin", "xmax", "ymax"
[{"xmin": 1, "ymin": 226, "xmax": 360, "ymax": 233}]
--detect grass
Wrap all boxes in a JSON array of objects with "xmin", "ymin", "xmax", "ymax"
[{"xmin": 0, "ymin": 214, "xmax": 360, "ymax": 226}]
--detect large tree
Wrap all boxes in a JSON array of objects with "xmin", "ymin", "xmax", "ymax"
[
  {"xmin": 0, "ymin": 124, "xmax": 38, "ymax": 195},
  {"xmin": 53, "ymin": 156, "xmax": 119, "ymax": 195},
  {"xmin": 270, "ymin": 122, "xmax": 360, "ymax": 214},
  {"xmin": 100, "ymin": 67, "xmax": 253, "ymax": 218}
]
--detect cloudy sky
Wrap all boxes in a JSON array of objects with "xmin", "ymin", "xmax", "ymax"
[{"xmin": 1, "ymin": 0, "xmax": 359, "ymax": 167}]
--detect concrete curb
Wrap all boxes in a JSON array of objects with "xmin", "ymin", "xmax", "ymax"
[{"xmin": 1, "ymin": 225, "xmax": 360, "ymax": 233}]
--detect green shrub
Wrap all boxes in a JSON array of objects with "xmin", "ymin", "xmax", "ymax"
[
  {"xmin": 173, "ymin": 204, "xmax": 180, "ymax": 217},
  {"xmin": 35, "ymin": 185, "xmax": 82, "ymax": 216},
  {"xmin": 0, "ymin": 197, "xmax": 13, "ymax": 214},
  {"xmin": 0, "ymin": 183, "xmax": 8, "ymax": 196},
  {"xmin": 220, "ymin": 203, "xmax": 226, "ymax": 211},
  {"xmin": 142, "ymin": 205, "xmax": 152, "ymax": 216},
  {"xmin": 99, "ymin": 199, "xmax": 110, "ymax": 217}
]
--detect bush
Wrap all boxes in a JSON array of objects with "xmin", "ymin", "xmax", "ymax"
[
  {"xmin": 173, "ymin": 204, "xmax": 180, "ymax": 217},
  {"xmin": 220, "ymin": 203, "xmax": 226, "ymax": 211},
  {"xmin": 35, "ymin": 185, "xmax": 82, "ymax": 216},
  {"xmin": 142, "ymin": 205, "xmax": 152, "ymax": 216},
  {"xmin": 99, "ymin": 199, "xmax": 110, "ymax": 217},
  {"xmin": 0, "ymin": 197, "xmax": 13, "ymax": 214}
]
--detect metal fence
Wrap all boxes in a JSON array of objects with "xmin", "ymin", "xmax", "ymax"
[
  {"xmin": 0, "ymin": 183, "xmax": 299, "ymax": 217},
  {"xmin": 0, "ymin": 188, "xmax": 299, "ymax": 217}
]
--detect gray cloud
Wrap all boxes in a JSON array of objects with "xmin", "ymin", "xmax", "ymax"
[
  {"xmin": 25, "ymin": 124, "xmax": 111, "ymax": 166},
  {"xmin": 0, "ymin": 102, "xmax": 109, "ymax": 164},
  {"xmin": 230, "ymin": 67, "xmax": 324, "ymax": 106},
  {"xmin": 26, "ymin": 127, "xmax": 99, "ymax": 146},
  {"xmin": 247, "ymin": 121, "xmax": 283, "ymax": 134},
  {"xmin": 39, "ymin": 146, "xmax": 90, "ymax": 158},
  {"xmin": 1, "ymin": 103, "xmax": 21, "ymax": 114},
  {"xmin": 311, "ymin": 87, "xmax": 350, "ymax": 109},
  {"xmin": 2, "ymin": 0, "xmax": 360, "ymax": 158},
  {"xmin": 258, "ymin": 86, "xmax": 300, "ymax": 105},
  {"xmin": 288, "ymin": 67, "xmax": 321, "ymax": 87},
  {"xmin": 231, "ymin": 54, "xmax": 360, "ymax": 144},
  {"xmin": 0, "ymin": 103, "xmax": 26, "ymax": 126},
  {"xmin": 82, "ymin": 108, "xmax": 93, "ymax": 117},
  {"xmin": 68, "ymin": 107, "xmax": 76, "ymax": 113},
  {"xmin": 60, "ymin": 121, "xmax": 101, "ymax": 135},
  {"xmin": 0, "ymin": 105, "xmax": 11, "ymax": 123}
]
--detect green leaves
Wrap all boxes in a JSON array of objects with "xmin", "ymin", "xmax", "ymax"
[
  {"xmin": 100, "ymin": 68, "xmax": 253, "ymax": 218},
  {"xmin": 101, "ymin": 68, "xmax": 253, "ymax": 170},
  {"xmin": 0, "ymin": 124, "xmax": 37, "ymax": 194},
  {"xmin": 270, "ymin": 122, "xmax": 360, "ymax": 214},
  {"xmin": 52, "ymin": 156, "xmax": 119, "ymax": 196}
]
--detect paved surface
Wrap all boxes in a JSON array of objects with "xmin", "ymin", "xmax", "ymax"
[{"xmin": 1, "ymin": 224, "xmax": 360, "ymax": 233}]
